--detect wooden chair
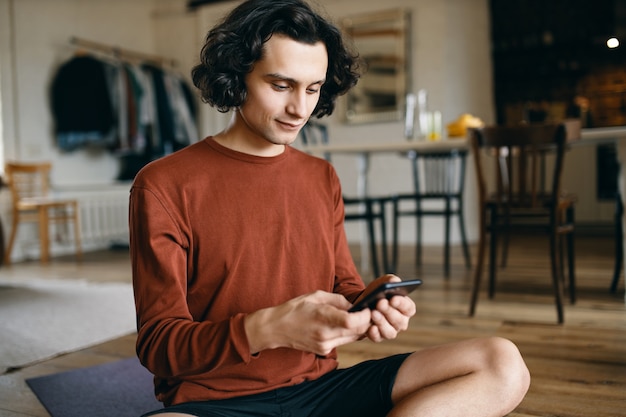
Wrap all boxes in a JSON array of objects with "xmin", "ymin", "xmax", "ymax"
[
  {"xmin": 300, "ymin": 122, "xmax": 393, "ymax": 276},
  {"xmin": 468, "ymin": 123, "xmax": 577, "ymax": 323},
  {"xmin": 391, "ymin": 149, "xmax": 471, "ymax": 277},
  {"xmin": 4, "ymin": 161, "xmax": 82, "ymax": 264}
]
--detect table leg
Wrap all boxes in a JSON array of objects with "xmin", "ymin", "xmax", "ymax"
[{"xmin": 356, "ymin": 153, "xmax": 370, "ymax": 274}]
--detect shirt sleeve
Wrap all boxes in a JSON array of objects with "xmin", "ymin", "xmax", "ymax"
[{"xmin": 129, "ymin": 184, "xmax": 255, "ymax": 378}]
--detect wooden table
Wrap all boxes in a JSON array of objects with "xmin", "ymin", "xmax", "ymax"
[
  {"xmin": 302, "ymin": 124, "xmax": 625, "ymax": 201},
  {"xmin": 304, "ymin": 127, "xmax": 626, "ymax": 300}
]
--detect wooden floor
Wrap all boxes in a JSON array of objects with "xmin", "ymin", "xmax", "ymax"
[{"xmin": 0, "ymin": 235, "xmax": 624, "ymax": 417}]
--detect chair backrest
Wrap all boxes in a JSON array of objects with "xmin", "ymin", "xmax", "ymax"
[
  {"xmin": 5, "ymin": 161, "xmax": 53, "ymax": 203},
  {"xmin": 468, "ymin": 123, "xmax": 568, "ymax": 212},
  {"xmin": 408, "ymin": 149, "xmax": 467, "ymax": 196}
]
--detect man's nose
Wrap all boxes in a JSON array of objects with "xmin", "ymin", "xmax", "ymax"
[{"xmin": 287, "ymin": 90, "xmax": 309, "ymax": 118}]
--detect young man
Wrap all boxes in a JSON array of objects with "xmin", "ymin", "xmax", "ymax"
[{"xmin": 130, "ymin": 1, "xmax": 530, "ymax": 416}]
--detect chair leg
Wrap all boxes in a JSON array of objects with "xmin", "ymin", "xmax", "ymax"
[
  {"xmin": 73, "ymin": 203, "xmax": 83, "ymax": 262},
  {"xmin": 410, "ymin": 154, "xmax": 422, "ymax": 269},
  {"xmin": 443, "ymin": 198, "xmax": 451, "ymax": 277},
  {"xmin": 567, "ymin": 206, "xmax": 576, "ymax": 304},
  {"xmin": 415, "ymin": 200, "xmax": 422, "ymax": 267},
  {"xmin": 365, "ymin": 201, "xmax": 381, "ymax": 277},
  {"xmin": 390, "ymin": 197, "xmax": 400, "ymax": 273},
  {"xmin": 567, "ymin": 233, "xmax": 576, "ymax": 304},
  {"xmin": 378, "ymin": 200, "xmax": 390, "ymax": 274},
  {"xmin": 469, "ymin": 213, "xmax": 487, "ymax": 317},
  {"xmin": 4, "ymin": 213, "xmax": 19, "ymax": 265},
  {"xmin": 488, "ymin": 208, "xmax": 498, "ymax": 299},
  {"xmin": 549, "ymin": 231, "xmax": 565, "ymax": 324},
  {"xmin": 500, "ymin": 210, "xmax": 510, "ymax": 268},
  {"xmin": 39, "ymin": 207, "xmax": 50, "ymax": 263},
  {"xmin": 458, "ymin": 199, "xmax": 472, "ymax": 269},
  {"xmin": 558, "ymin": 234, "xmax": 567, "ymax": 296}
]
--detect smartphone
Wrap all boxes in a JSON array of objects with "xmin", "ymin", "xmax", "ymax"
[{"xmin": 348, "ymin": 279, "xmax": 422, "ymax": 312}]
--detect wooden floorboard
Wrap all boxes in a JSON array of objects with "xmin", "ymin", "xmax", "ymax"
[{"xmin": 0, "ymin": 235, "xmax": 624, "ymax": 416}]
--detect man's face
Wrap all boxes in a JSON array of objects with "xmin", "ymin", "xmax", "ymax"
[{"xmin": 237, "ymin": 34, "xmax": 328, "ymax": 148}]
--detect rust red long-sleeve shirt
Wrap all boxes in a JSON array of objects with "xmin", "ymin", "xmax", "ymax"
[{"xmin": 129, "ymin": 137, "xmax": 365, "ymax": 406}]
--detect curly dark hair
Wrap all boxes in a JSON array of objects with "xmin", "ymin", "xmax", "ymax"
[{"xmin": 191, "ymin": 0, "xmax": 361, "ymax": 118}]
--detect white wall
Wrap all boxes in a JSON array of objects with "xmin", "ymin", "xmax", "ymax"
[
  {"xmin": 0, "ymin": 0, "xmax": 610, "ymax": 262},
  {"xmin": 1, "ymin": 0, "xmax": 159, "ymax": 185}
]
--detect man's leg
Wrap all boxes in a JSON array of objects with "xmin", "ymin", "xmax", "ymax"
[{"xmin": 389, "ymin": 337, "xmax": 530, "ymax": 417}]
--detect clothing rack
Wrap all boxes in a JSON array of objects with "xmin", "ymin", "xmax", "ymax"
[{"xmin": 69, "ymin": 36, "xmax": 177, "ymax": 67}]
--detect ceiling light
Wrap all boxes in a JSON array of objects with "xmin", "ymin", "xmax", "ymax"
[{"xmin": 607, "ymin": 37, "xmax": 620, "ymax": 48}]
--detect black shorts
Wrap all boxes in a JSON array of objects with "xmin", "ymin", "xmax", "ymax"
[{"xmin": 142, "ymin": 353, "xmax": 411, "ymax": 417}]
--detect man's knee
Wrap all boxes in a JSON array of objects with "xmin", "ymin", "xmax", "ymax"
[{"xmin": 481, "ymin": 337, "xmax": 531, "ymax": 399}]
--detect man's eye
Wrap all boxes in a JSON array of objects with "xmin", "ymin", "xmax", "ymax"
[
  {"xmin": 272, "ymin": 83, "xmax": 289, "ymax": 91},
  {"xmin": 307, "ymin": 88, "xmax": 320, "ymax": 94}
]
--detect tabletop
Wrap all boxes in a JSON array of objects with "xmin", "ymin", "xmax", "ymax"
[
  {"xmin": 301, "ymin": 125, "xmax": 626, "ymax": 156},
  {"xmin": 578, "ymin": 126, "xmax": 626, "ymax": 146},
  {"xmin": 302, "ymin": 137, "xmax": 467, "ymax": 155}
]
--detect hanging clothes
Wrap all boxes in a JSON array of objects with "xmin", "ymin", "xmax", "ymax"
[
  {"xmin": 50, "ymin": 53, "xmax": 199, "ymax": 166},
  {"xmin": 164, "ymin": 72, "xmax": 199, "ymax": 147},
  {"xmin": 51, "ymin": 55, "xmax": 117, "ymax": 151},
  {"xmin": 142, "ymin": 64, "xmax": 177, "ymax": 156}
]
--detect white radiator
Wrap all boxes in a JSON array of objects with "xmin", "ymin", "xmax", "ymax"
[
  {"xmin": 75, "ymin": 187, "xmax": 130, "ymax": 249},
  {"xmin": 0, "ymin": 184, "xmax": 131, "ymax": 262}
]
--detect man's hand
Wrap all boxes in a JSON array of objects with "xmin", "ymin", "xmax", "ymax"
[
  {"xmin": 244, "ymin": 291, "xmax": 372, "ymax": 356},
  {"xmin": 355, "ymin": 274, "xmax": 417, "ymax": 343}
]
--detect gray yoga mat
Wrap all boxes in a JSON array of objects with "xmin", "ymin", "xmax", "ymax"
[{"xmin": 26, "ymin": 357, "xmax": 162, "ymax": 417}]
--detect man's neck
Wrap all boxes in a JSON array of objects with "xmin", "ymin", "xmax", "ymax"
[
  {"xmin": 213, "ymin": 115, "xmax": 286, "ymax": 157},
  {"xmin": 213, "ymin": 134, "xmax": 285, "ymax": 157}
]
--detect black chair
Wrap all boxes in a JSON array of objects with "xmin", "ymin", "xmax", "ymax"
[
  {"xmin": 300, "ymin": 122, "xmax": 392, "ymax": 277},
  {"xmin": 391, "ymin": 149, "xmax": 471, "ymax": 277},
  {"xmin": 468, "ymin": 123, "xmax": 577, "ymax": 324}
]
